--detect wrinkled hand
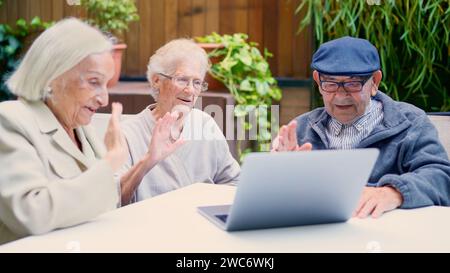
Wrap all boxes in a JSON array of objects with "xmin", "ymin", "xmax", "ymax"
[
  {"xmin": 147, "ymin": 112, "xmax": 185, "ymax": 164},
  {"xmin": 353, "ymin": 186, "xmax": 403, "ymax": 218},
  {"xmin": 271, "ymin": 120, "xmax": 312, "ymax": 152},
  {"xmin": 104, "ymin": 102, "xmax": 128, "ymax": 172}
]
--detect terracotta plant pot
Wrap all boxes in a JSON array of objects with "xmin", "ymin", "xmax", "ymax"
[
  {"xmin": 197, "ymin": 43, "xmax": 227, "ymax": 91},
  {"xmin": 107, "ymin": 43, "xmax": 127, "ymax": 88}
]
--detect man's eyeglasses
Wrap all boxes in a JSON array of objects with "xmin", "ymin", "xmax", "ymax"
[
  {"xmin": 319, "ymin": 74, "xmax": 372, "ymax": 93},
  {"xmin": 159, "ymin": 73, "xmax": 208, "ymax": 92}
]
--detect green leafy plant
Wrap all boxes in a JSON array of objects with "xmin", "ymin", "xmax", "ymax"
[
  {"xmin": 0, "ymin": 17, "xmax": 52, "ymax": 102},
  {"xmin": 80, "ymin": 0, "xmax": 139, "ymax": 41},
  {"xmin": 296, "ymin": 0, "xmax": 450, "ymax": 111},
  {"xmin": 196, "ymin": 33, "xmax": 282, "ymax": 160}
]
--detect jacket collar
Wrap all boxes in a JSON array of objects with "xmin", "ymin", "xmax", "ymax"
[
  {"xmin": 307, "ymin": 91, "xmax": 411, "ymax": 147},
  {"xmin": 308, "ymin": 91, "xmax": 409, "ymax": 128},
  {"xmin": 23, "ymin": 99, "xmax": 59, "ymax": 134},
  {"xmin": 23, "ymin": 99, "xmax": 104, "ymax": 168}
]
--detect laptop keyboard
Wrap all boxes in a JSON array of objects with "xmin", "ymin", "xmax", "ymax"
[{"xmin": 215, "ymin": 214, "xmax": 228, "ymax": 223}]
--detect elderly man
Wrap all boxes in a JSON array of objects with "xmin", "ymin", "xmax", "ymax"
[{"xmin": 273, "ymin": 36, "xmax": 450, "ymax": 218}]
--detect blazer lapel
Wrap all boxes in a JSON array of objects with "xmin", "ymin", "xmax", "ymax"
[
  {"xmin": 51, "ymin": 128, "xmax": 91, "ymax": 168},
  {"xmin": 24, "ymin": 99, "xmax": 91, "ymax": 169}
]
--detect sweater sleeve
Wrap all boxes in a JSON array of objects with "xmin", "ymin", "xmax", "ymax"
[
  {"xmin": 213, "ymin": 138, "xmax": 241, "ymax": 185},
  {"xmin": 377, "ymin": 116, "xmax": 450, "ymax": 208}
]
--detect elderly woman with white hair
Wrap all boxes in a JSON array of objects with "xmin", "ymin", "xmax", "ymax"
[
  {"xmin": 116, "ymin": 39, "xmax": 240, "ymax": 204},
  {"xmin": 0, "ymin": 18, "xmax": 179, "ymax": 244}
]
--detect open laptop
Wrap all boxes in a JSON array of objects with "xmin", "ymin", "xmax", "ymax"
[{"xmin": 198, "ymin": 149, "xmax": 379, "ymax": 231}]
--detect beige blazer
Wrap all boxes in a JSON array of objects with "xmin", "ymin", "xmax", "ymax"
[{"xmin": 0, "ymin": 99, "xmax": 119, "ymax": 245}]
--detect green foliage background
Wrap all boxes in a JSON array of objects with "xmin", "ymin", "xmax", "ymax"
[
  {"xmin": 196, "ymin": 33, "xmax": 281, "ymax": 159},
  {"xmin": 80, "ymin": 0, "xmax": 139, "ymax": 39},
  {"xmin": 0, "ymin": 16, "xmax": 51, "ymax": 101}
]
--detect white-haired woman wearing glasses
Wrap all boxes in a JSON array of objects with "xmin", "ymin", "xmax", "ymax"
[
  {"xmin": 116, "ymin": 39, "xmax": 240, "ymax": 204},
  {"xmin": 0, "ymin": 18, "xmax": 179, "ymax": 244}
]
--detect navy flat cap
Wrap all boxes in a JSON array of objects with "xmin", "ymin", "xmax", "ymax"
[{"xmin": 311, "ymin": 36, "xmax": 380, "ymax": 76}]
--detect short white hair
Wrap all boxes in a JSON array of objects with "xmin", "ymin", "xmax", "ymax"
[
  {"xmin": 7, "ymin": 18, "xmax": 112, "ymax": 101},
  {"xmin": 146, "ymin": 38, "xmax": 210, "ymax": 100}
]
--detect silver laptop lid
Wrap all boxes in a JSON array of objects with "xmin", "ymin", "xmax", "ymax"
[{"xmin": 225, "ymin": 149, "xmax": 379, "ymax": 231}]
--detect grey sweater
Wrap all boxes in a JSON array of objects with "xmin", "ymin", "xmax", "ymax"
[
  {"xmin": 116, "ymin": 106, "xmax": 240, "ymax": 202},
  {"xmin": 295, "ymin": 91, "xmax": 450, "ymax": 209}
]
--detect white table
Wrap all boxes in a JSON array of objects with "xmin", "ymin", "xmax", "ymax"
[{"xmin": 0, "ymin": 183, "xmax": 449, "ymax": 253}]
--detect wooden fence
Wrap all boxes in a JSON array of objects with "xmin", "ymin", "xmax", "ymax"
[{"xmin": 0, "ymin": 0, "xmax": 313, "ymax": 78}]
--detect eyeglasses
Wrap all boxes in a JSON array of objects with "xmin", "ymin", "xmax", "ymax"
[
  {"xmin": 319, "ymin": 74, "xmax": 372, "ymax": 94},
  {"xmin": 159, "ymin": 73, "xmax": 208, "ymax": 92}
]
